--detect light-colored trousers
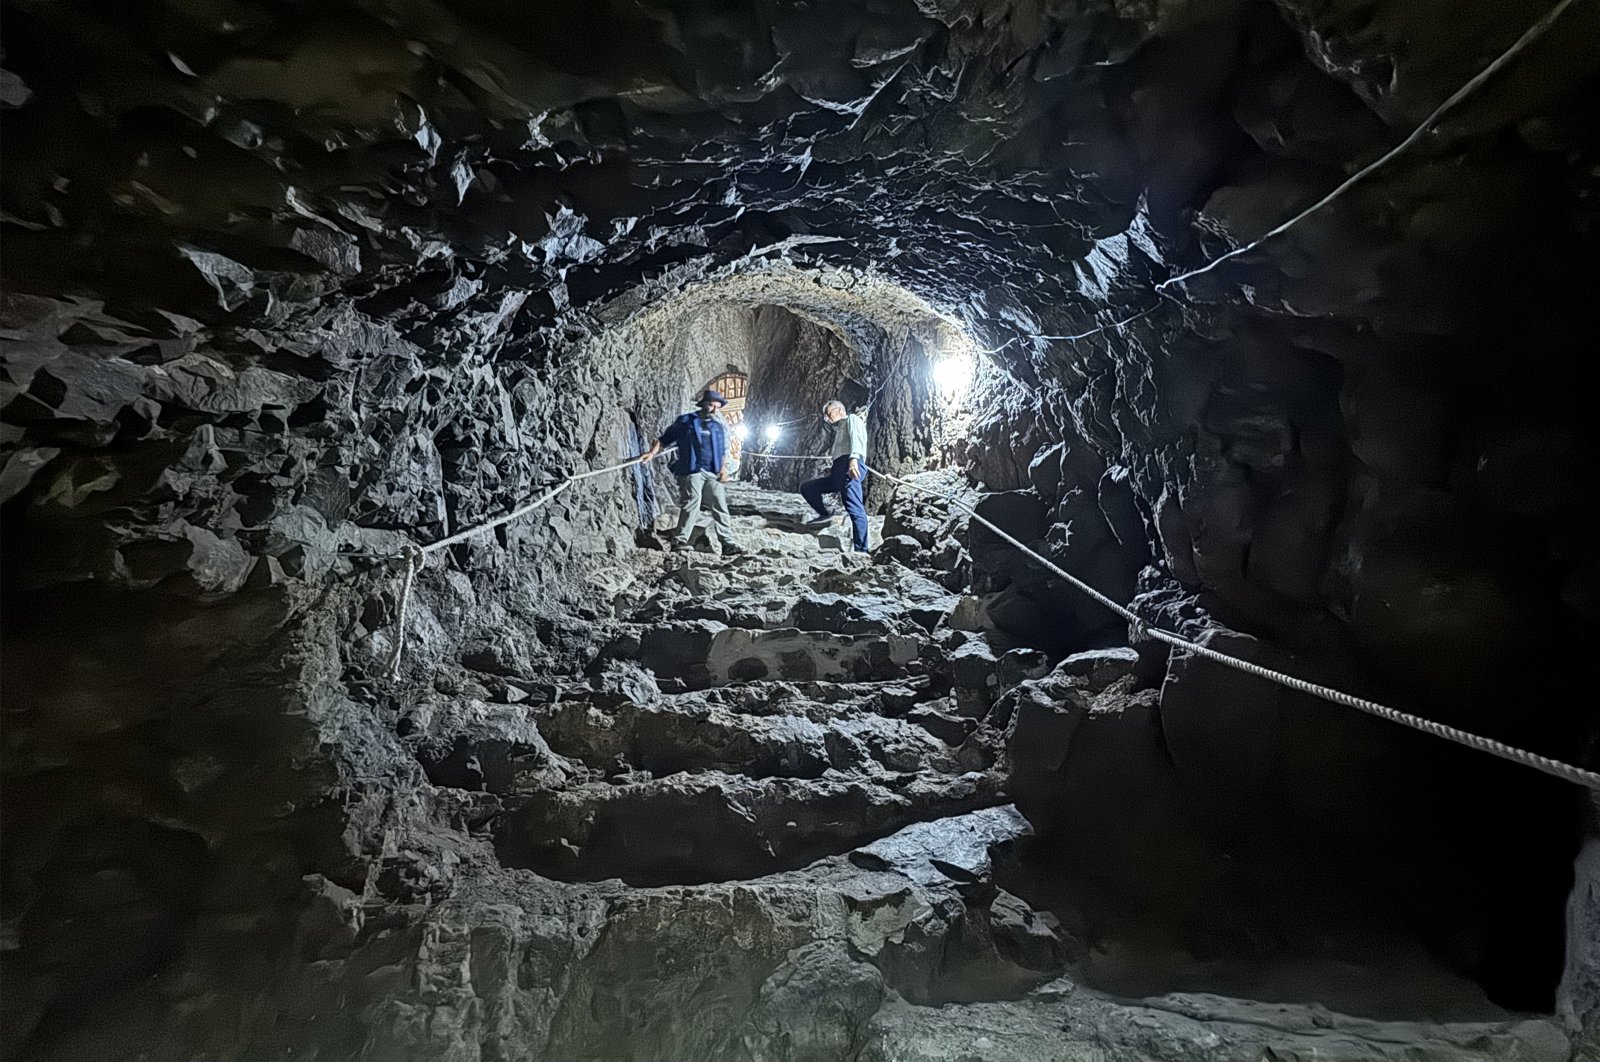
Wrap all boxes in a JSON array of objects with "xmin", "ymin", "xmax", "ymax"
[{"xmin": 675, "ymin": 472, "xmax": 739, "ymax": 545}]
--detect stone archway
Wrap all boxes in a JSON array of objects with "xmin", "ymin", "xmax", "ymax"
[{"xmin": 574, "ymin": 260, "xmax": 984, "ymax": 506}]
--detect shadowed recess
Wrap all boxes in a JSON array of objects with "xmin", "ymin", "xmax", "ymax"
[{"xmin": 2, "ymin": 0, "xmax": 1599, "ymax": 1059}]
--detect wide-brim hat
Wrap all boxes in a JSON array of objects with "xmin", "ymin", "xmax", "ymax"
[{"xmin": 698, "ymin": 389, "xmax": 726, "ymax": 408}]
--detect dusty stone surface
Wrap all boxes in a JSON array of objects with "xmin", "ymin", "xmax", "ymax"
[
  {"xmin": 5, "ymin": 489, "xmax": 1573, "ymax": 1059},
  {"xmin": 3, "ymin": 0, "xmax": 1598, "ymax": 1056}
]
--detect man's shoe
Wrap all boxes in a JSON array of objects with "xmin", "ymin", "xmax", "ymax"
[
  {"xmin": 720, "ymin": 541, "xmax": 747, "ymax": 557},
  {"xmin": 802, "ymin": 516, "xmax": 835, "ymax": 530}
]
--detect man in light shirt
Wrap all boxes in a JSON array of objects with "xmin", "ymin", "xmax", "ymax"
[{"xmin": 800, "ymin": 399, "xmax": 870, "ymax": 553}]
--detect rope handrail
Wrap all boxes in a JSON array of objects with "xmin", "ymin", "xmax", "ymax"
[
  {"xmin": 1154, "ymin": 0, "xmax": 1584, "ymax": 294},
  {"xmin": 419, "ymin": 450, "xmax": 668, "ymax": 555},
  {"xmin": 370, "ymin": 443, "xmax": 832, "ymax": 675},
  {"xmin": 867, "ymin": 463, "xmax": 1600, "ymax": 791},
  {"xmin": 744, "ymin": 451, "xmax": 833, "ymax": 461},
  {"xmin": 374, "ymin": 448, "xmax": 673, "ymax": 675},
  {"xmin": 363, "ymin": 443, "xmax": 1599, "ymax": 790}
]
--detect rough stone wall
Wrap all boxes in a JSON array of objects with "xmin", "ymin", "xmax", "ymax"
[
  {"xmin": 744, "ymin": 304, "xmax": 858, "ymax": 493},
  {"xmin": 3, "ymin": 0, "xmax": 1600, "ymax": 1051},
  {"xmin": 744, "ymin": 303, "xmax": 948, "ymax": 502}
]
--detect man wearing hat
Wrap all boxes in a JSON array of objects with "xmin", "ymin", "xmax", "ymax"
[{"xmin": 642, "ymin": 389, "xmax": 746, "ymax": 555}]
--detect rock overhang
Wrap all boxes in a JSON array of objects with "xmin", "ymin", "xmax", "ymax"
[{"xmin": 3, "ymin": 0, "xmax": 1599, "ymax": 1055}]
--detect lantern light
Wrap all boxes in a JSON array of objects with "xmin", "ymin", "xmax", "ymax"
[{"xmin": 932, "ymin": 352, "xmax": 976, "ymax": 399}]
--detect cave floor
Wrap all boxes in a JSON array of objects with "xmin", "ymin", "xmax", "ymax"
[{"xmin": 376, "ymin": 485, "xmax": 1570, "ymax": 1062}]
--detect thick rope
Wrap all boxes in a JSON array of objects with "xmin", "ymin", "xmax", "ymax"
[
  {"xmin": 420, "ymin": 451, "xmax": 666, "ymax": 555},
  {"xmin": 380, "ymin": 445, "xmax": 825, "ymax": 675},
  {"xmin": 868, "ymin": 464, "xmax": 1600, "ymax": 790},
  {"xmin": 1156, "ymin": 0, "xmax": 1586, "ymax": 295},
  {"xmin": 745, "ymin": 452, "xmax": 832, "ymax": 462},
  {"xmin": 384, "ymin": 545, "xmax": 422, "ymax": 679},
  {"xmin": 379, "ymin": 449, "xmax": 672, "ymax": 675}
]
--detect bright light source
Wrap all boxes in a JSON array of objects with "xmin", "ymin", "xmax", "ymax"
[
  {"xmin": 932, "ymin": 352, "xmax": 976, "ymax": 399},
  {"xmin": 764, "ymin": 424, "xmax": 782, "ymax": 444},
  {"xmin": 733, "ymin": 422, "xmax": 750, "ymax": 441}
]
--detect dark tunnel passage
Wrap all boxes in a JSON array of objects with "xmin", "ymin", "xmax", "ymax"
[{"xmin": 3, "ymin": 0, "xmax": 1600, "ymax": 1059}]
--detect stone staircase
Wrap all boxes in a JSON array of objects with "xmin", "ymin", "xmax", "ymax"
[
  {"xmin": 471, "ymin": 484, "xmax": 1008, "ymax": 886},
  {"xmin": 381, "ymin": 484, "xmax": 1568, "ymax": 1062}
]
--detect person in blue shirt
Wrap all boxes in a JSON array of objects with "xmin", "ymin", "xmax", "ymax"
[{"xmin": 643, "ymin": 389, "xmax": 746, "ymax": 555}]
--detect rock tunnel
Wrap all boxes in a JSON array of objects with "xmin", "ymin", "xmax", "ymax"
[{"xmin": 2, "ymin": 1, "xmax": 1599, "ymax": 1059}]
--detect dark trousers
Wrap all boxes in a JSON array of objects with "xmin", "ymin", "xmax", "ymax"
[{"xmin": 801, "ymin": 456, "xmax": 870, "ymax": 552}]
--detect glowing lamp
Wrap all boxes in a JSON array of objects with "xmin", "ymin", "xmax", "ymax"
[
  {"xmin": 733, "ymin": 422, "xmax": 751, "ymax": 441},
  {"xmin": 764, "ymin": 424, "xmax": 782, "ymax": 444},
  {"xmin": 932, "ymin": 352, "xmax": 976, "ymax": 398}
]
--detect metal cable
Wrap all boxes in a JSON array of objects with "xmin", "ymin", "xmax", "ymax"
[{"xmin": 868, "ymin": 463, "xmax": 1600, "ymax": 790}]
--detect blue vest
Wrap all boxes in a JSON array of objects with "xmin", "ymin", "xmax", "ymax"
[{"xmin": 661, "ymin": 413, "xmax": 727, "ymax": 476}]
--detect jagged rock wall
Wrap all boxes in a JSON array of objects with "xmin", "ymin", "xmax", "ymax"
[
  {"xmin": 937, "ymin": 0, "xmax": 1600, "ymax": 1009},
  {"xmin": 3, "ymin": 0, "xmax": 1600, "ymax": 1054},
  {"xmin": 744, "ymin": 304, "xmax": 863, "ymax": 493}
]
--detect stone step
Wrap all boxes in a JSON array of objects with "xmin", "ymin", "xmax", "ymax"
[
  {"xmin": 635, "ymin": 619, "xmax": 924, "ymax": 688},
  {"xmin": 492, "ymin": 767, "xmax": 1006, "ymax": 886},
  {"xmin": 628, "ymin": 586, "xmax": 946, "ymax": 637},
  {"xmin": 859, "ymin": 996, "xmax": 1566, "ymax": 1062},
  {"xmin": 525, "ymin": 693, "xmax": 960, "ymax": 780}
]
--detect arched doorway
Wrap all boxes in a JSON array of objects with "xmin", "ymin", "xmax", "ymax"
[{"xmin": 705, "ymin": 370, "xmax": 749, "ymax": 475}]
